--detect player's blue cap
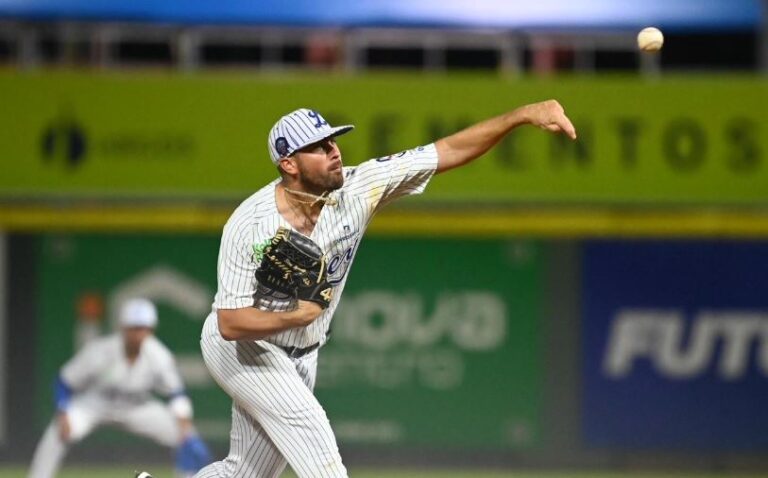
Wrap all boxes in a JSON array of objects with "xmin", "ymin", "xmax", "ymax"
[
  {"xmin": 119, "ymin": 298, "xmax": 158, "ymax": 328},
  {"xmin": 268, "ymin": 108, "xmax": 354, "ymax": 165}
]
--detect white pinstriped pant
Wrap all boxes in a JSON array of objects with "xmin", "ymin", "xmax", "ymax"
[{"xmin": 196, "ymin": 313, "xmax": 347, "ymax": 478}]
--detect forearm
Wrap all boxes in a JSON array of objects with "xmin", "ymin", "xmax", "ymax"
[
  {"xmin": 434, "ymin": 99, "xmax": 576, "ymax": 174},
  {"xmin": 177, "ymin": 417, "xmax": 193, "ymax": 438},
  {"xmin": 435, "ymin": 107, "xmax": 528, "ymax": 173},
  {"xmin": 216, "ymin": 305, "xmax": 317, "ymax": 341},
  {"xmin": 168, "ymin": 393, "xmax": 194, "ymax": 438}
]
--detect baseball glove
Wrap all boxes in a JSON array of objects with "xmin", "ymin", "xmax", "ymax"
[{"xmin": 255, "ymin": 226, "xmax": 334, "ymax": 308}]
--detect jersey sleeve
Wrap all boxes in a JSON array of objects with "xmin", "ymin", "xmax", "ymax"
[
  {"xmin": 346, "ymin": 143, "xmax": 438, "ymax": 212},
  {"xmin": 213, "ymin": 214, "xmax": 257, "ymax": 310},
  {"xmin": 59, "ymin": 340, "xmax": 106, "ymax": 390}
]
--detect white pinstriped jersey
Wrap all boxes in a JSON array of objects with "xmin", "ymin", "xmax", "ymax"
[
  {"xmin": 213, "ymin": 143, "xmax": 439, "ymax": 349},
  {"xmin": 61, "ymin": 334, "xmax": 184, "ymax": 405}
]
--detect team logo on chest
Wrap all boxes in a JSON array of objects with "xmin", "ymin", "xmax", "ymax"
[{"xmin": 327, "ymin": 234, "xmax": 360, "ymax": 284}]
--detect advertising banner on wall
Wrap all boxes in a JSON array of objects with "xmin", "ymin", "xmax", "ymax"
[
  {"xmin": 582, "ymin": 240, "xmax": 768, "ymax": 449},
  {"xmin": 316, "ymin": 238, "xmax": 543, "ymax": 449},
  {"xmin": 36, "ymin": 234, "xmax": 544, "ymax": 449},
  {"xmin": 3, "ymin": 72, "xmax": 768, "ymax": 206}
]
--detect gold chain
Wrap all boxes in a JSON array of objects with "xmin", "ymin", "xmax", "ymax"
[
  {"xmin": 283, "ymin": 187, "xmax": 318, "ymax": 231},
  {"xmin": 284, "ymin": 187, "xmax": 338, "ymax": 207}
]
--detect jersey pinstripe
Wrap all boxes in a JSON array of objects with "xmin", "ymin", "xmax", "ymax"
[{"xmin": 212, "ymin": 143, "xmax": 439, "ymax": 349}]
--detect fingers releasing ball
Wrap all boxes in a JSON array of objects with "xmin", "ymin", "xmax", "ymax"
[{"xmin": 637, "ymin": 27, "xmax": 664, "ymax": 52}]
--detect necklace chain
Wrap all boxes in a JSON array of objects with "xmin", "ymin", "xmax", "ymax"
[
  {"xmin": 283, "ymin": 187, "xmax": 338, "ymax": 206},
  {"xmin": 283, "ymin": 187, "xmax": 318, "ymax": 231}
]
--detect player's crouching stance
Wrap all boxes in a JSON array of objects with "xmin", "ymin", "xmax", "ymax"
[{"xmin": 27, "ymin": 298, "xmax": 213, "ymax": 478}]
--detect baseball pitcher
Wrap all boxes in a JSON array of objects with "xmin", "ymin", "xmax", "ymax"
[{"xmin": 190, "ymin": 102, "xmax": 575, "ymax": 478}]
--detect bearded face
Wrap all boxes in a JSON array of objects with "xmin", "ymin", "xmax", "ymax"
[
  {"xmin": 296, "ymin": 157, "xmax": 344, "ymax": 191},
  {"xmin": 292, "ymin": 137, "xmax": 345, "ymax": 193}
]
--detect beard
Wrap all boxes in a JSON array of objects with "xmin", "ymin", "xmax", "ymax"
[{"xmin": 297, "ymin": 162, "xmax": 345, "ymax": 193}]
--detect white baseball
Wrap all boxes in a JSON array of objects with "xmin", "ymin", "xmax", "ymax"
[{"xmin": 637, "ymin": 27, "xmax": 664, "ymax": 52}]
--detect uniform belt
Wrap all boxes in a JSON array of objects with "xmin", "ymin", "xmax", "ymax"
[
  {"xmin": 100, "ymin": 389, "xmax": 149, "ymax": 405},
  {"xmin": 280, "ymin": 342, "xmax": 319, "ymax": 359}
]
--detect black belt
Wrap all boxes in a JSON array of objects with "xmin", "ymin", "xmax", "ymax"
[{"xmin": 280, "ymin": 342, "xmax": 319, "ymax": 358}]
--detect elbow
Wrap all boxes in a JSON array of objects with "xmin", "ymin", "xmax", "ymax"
[
  {"xmin": 216, "ymin": 312, "xmax": 239, "ymax": 341},
  {"xmin": 220, "ymin": 330, "xmax": 238, "ymax": 342},
  {"xmin": 168, "ymin": 393, "xmax": 194, "ymax": 420}
]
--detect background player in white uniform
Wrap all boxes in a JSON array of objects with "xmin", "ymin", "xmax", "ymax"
[
  {"xmin": 28, "ymin": 298, "xmax": 212, "ymax": 478},
  {"xmin": 195, "ymin": 101, "xmax": 576, "ymax": 478}
]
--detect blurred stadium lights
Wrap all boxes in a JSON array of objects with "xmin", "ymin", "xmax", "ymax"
[
  {"xmin": 0, "ymin": 0, "xmax": 763, "ymax": 74},
  {"xmin": 0, "ymin": 0, "xmax": 761, "ymax": 29}
]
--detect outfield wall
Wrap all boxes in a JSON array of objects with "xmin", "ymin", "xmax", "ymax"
[{"xmin": 2, "ymin": 232, "xmax": 767, "ymax": 470}]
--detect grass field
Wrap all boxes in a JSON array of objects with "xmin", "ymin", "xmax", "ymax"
[{"xmin": 1, "ymin": 468, "xmax": 766, "ymax": 478}]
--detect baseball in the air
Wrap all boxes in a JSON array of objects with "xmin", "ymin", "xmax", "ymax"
[{"xmin": 637, "ymin": 27, "xmax": 664, "ymax": 52}]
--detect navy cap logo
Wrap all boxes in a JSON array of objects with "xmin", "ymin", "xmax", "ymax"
[{"xmin": 275, "ymin": 137, "xmax": 290, "ymax": 157}]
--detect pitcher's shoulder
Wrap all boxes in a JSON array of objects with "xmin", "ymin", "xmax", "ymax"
[{"xmin": 224, "ymin": 181, "xmax": 279, "ymax": 228}]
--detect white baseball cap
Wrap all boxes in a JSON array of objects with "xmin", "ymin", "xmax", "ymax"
[
  {"xmin": 118, "ymin": 298, "xmax": 158, "ymax": 329},
  {"xmin": 267, "ymin": 108, "xmax": 354, "ymax": 165}
]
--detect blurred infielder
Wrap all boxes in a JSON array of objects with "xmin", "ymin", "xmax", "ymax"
[
  {"xmin": 28, "ymin": 298, "xmax": 212, "ymax": 478},
  {"xmin": 191, "ymin": 101, "xmax": 576, "ymax": 477}
]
